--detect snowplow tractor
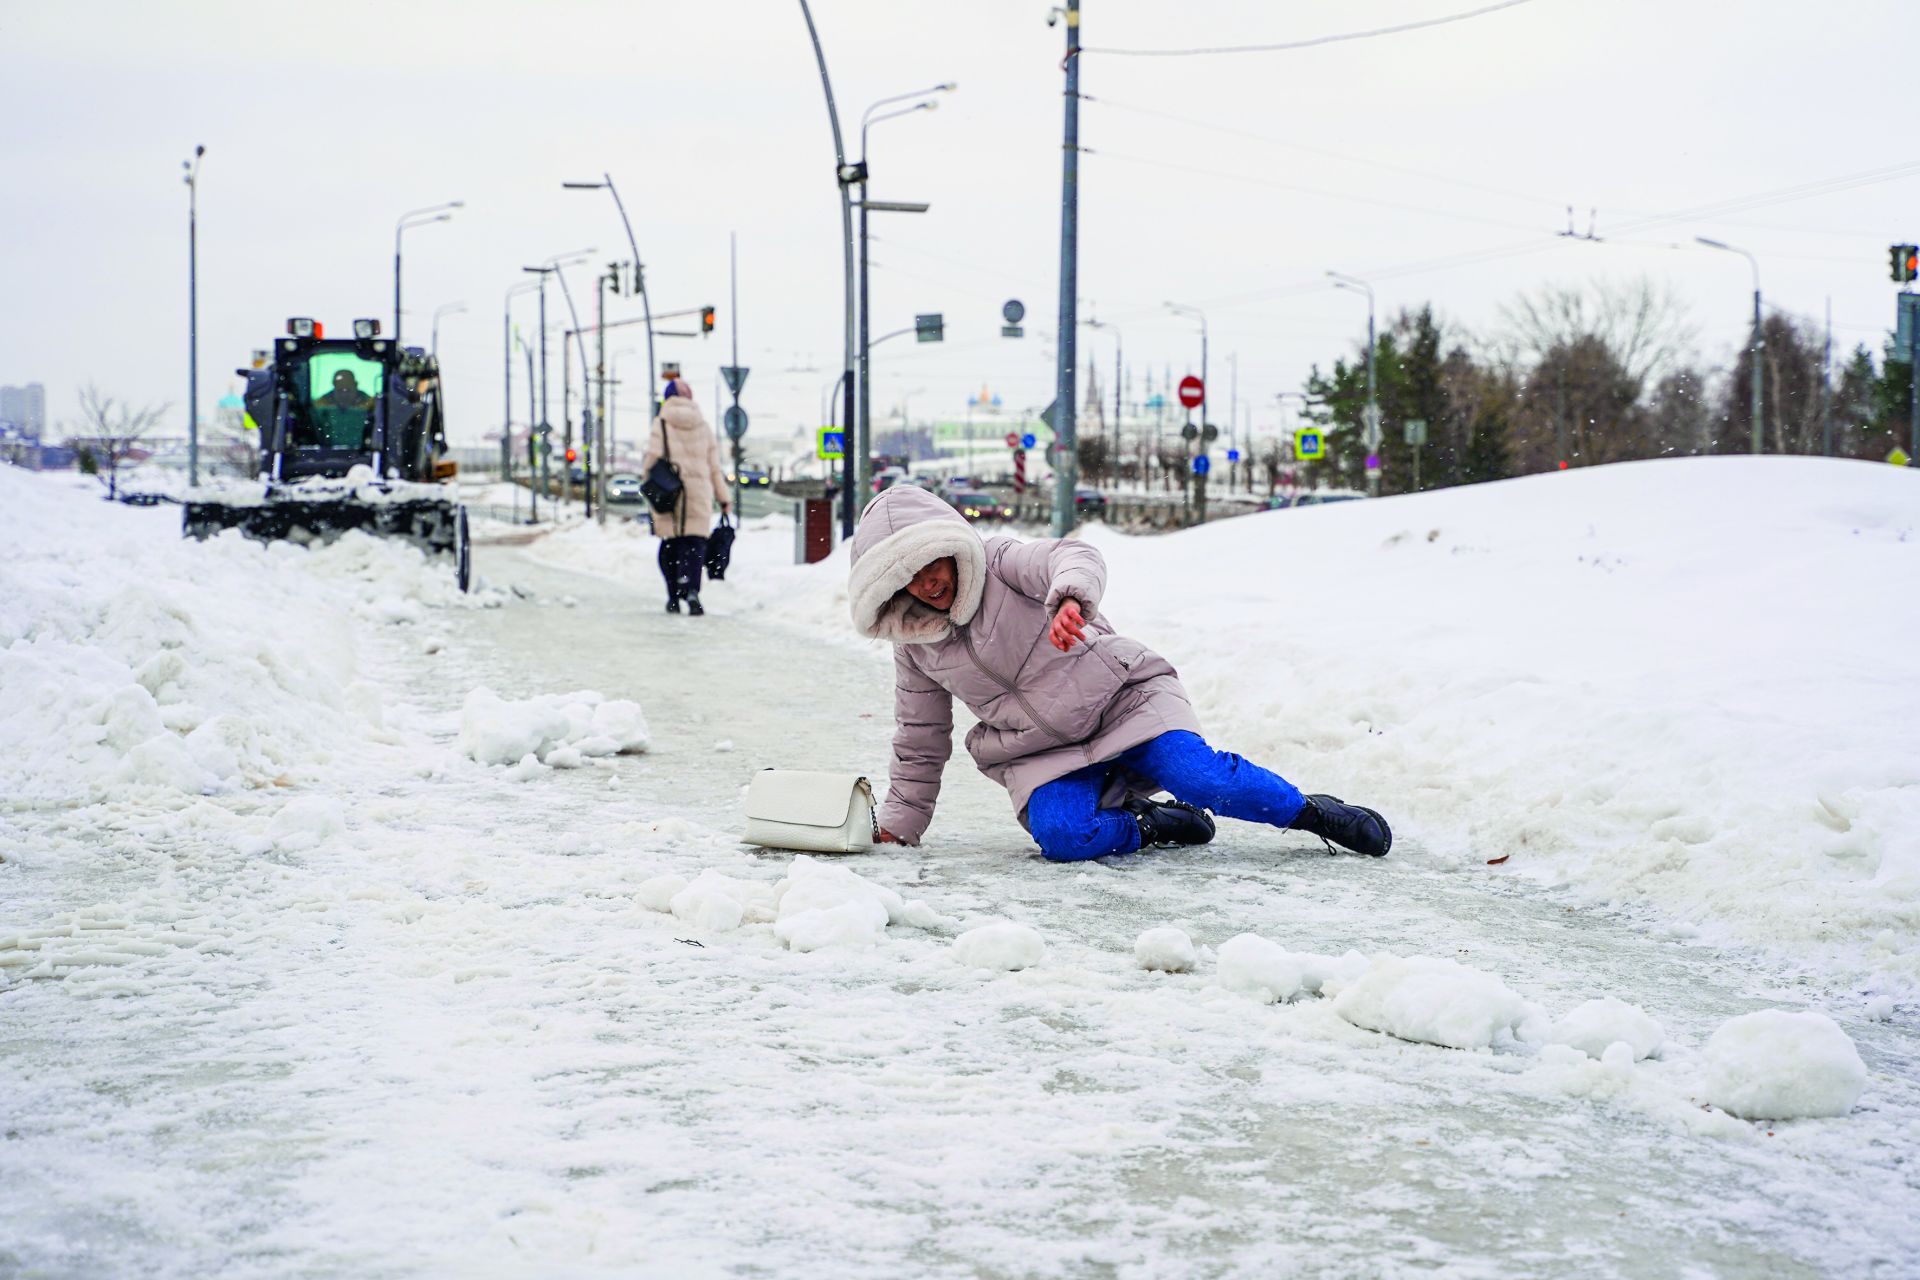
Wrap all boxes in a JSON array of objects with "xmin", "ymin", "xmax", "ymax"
[{"xmin": 183, "ymin": 317, "xmax": 472, "ymax": 591}]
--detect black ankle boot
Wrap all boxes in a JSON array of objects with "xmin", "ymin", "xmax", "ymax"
[
  {"xmin": 665, "ymin": 596, "xmax": 681, "ymax": 614},
  {"xmin": 1290, "ymin": 794, "xmax": 1392, "ymax": 857},
  {"xmin": 686, "ymin": 595, "xmax": 705, "ymax": 617},
  {"xmin": 1128, "ymin": 798, "xmax": 1216, "ymax": 849}
]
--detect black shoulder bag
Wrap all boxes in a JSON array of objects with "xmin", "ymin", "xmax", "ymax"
[
  {"xmin": 641, "ymin": 423, "xmax": 683, "ymax": 514},
  {"xmin": 705, "ymin": 512, "xmax": 736, "ymax": 579}
]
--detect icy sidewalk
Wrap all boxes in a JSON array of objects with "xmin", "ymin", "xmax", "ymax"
[{"xmin": 3, "ymin": 472, "xmax": 1918, "ymax": 1277}]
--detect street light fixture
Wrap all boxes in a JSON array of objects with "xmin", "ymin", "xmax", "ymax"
[
  {"xmin": 1695, "ymin": 235, "xmax": 1765, "ymax": 454},
  {"xmin": 1326, "ymin": 270, "xmax": 1379, "ymax": 496},
  {"xmin": 562, "ymin": 177, "xmax": 659, "ymax": 431},
  {"xmin": 431, "ymin": 302, "xmax": 465, "ymax": 358},
  {"xmin": 394, "ymin": 200, "xmax": 463, "ymax": 343}
]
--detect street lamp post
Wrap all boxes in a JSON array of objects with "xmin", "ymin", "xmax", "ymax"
[
  {"xmin": 1695, "ymin": 236, "xmax": 1764, "ymax": 454},
  {"xmin": 795, "ymin": 0, "xmax": 859, "ymax": 538},
  {"xmin": 394, "ymin": 201, "xmax": 462, "ymax": 344},
  {"xmin": 183, "ymin": 145, "xmax": 204, "ymax": 487},
  {"xmin": 522, "ymin": 248, "xmax": 594, "ymax": 512},
  {"xmin": 505, "ymin": 280, "xmax": 540, "ymax": 521},
  {"xmin": 562, "ymin": 177, "xmax": 658, "ymax": 445},
  {"xmin": 1052, "ymin": 0, "xmax": 1083, "ymax": 539},
  {"xmin": 1164, "ymin": 301, "xmax": 1209, "ymax": 521},
  {"xmin": 1327, "ymin": 271, "xmax": 1378, "ymax": 496},
  {"xmin": 548, "ymin": 260, "xmax": 593, "ymax": 515},
  {"xmin": 431, "ymin": 302, "xmax": 465, "ymax": 358},
  {"xmin": 858, "ymin": 85, "xmax": 953, "ymax": 511}
]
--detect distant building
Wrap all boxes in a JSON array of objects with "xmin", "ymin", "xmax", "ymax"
[{"xmin": 0, "ymin": 382, "xmax": 47, "ymax": 436}]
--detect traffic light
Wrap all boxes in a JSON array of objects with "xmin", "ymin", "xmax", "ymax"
[
  {"xmin": 1891, "ymin": 244, "xmax": 1919, "ymax": 283},
  {"xmin": 701, "ymin": 306, "xmax": 716, "ymax": 334},
  {"xmin": 564, "ymin": 447, "xmax": 578, "ymax": 463}
]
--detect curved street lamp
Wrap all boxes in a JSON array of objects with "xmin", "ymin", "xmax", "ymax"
[
  {"xmin": 395, "ymin": 200, "xmax": 462, "ymax": 342},
  {"xmin": 1326, "ymin": 270, "xmax": 1378, "ymax": 495},
  {"xmin": 1695, "ymin": 236, "xmax": 1764, "ymax": 454}
]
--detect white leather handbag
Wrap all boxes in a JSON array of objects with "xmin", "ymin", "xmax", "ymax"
[{"xmin": 743, "ymin": 770, "xmax": 877, "ymax": 854}]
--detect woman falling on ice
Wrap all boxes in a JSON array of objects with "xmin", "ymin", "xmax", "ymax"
[{"xmin": 848, "ymin": 485, "xmax": 1392, "ymax": 861}]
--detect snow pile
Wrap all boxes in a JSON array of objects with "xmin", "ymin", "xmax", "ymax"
[
  {"xmin": 637, "ymin": 856, "xmax": 944, "ymax": 952},
  {"xmin": 952, "ymin": 921, "xmax": 1046, "ymax": 971},
  {"xmin": 244, "ymin": 795, "xmax": 348, "ymax": 855},
  {"xmin": 456, "ymin": 686, "xmax": 650, "ymax": 767},
  {"xmin": 1134, "ymin": 927, "xmax": 1198, "ymax": 973},
  {"xmin": 0, "ymin": 473, "xmax": 383, "ymax": 803},
  {"xmin": 1549, "ymin": 997, "xmax": 1665, "ymax": 1062},
  {"xmin": 1331, "ymin": 954, "xmax": 1547, "ymax": 1051},
  {"xmin": 1701, "ymin": 1009, "xmax": 1868, "ymax": 1120}
]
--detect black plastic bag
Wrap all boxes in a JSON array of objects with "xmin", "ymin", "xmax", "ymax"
[{"xmin": 705, "ymin": 512, "xmax": 736, "ymax": 579}]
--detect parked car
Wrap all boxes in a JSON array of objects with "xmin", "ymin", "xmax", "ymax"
[
  {"xmin": 1073, "ymin": 487, "xmax": 1108, "ymax": 515},
  {"xmin": 951, "ymin": 492, "xmax": 1013, "ymax": 522},
  {"xmin": 1295, "ymin": 490, "xmax": 1366, "ymax": 507}
]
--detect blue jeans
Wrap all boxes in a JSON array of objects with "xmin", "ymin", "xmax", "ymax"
[{"xmin": 1026, "ymin": 730, "xmax": 1307, "ymax": 862}]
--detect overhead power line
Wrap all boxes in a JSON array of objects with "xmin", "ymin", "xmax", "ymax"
[{"xmin": 1081, "ymin": 0, "xmax": 1541, "ymax": 57}]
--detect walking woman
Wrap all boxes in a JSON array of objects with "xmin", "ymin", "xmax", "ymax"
[
  {"xmin": 642, "ymin": 379, "xmax": 729, "ymax": 615},
  {"xmin": 847, "ymin": 484, "xmax": 1392, "ymax": 861}
]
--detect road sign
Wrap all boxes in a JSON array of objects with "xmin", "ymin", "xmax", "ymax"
[
  {"xmin": 1021, "ymin": 432, "xmax": 1037, "ymax": 449},
  {"xmin": 915, "ymin": 313, "xmax": 945, "ymax": 342},
  {"xmin": 1890, "ymin": 446, "xmax": 1913, "ymax": 467},
  {"xmin": 817, "ymin": 428, "xmax": 846, "ymax": 460},
  {"xmin": 1201, "ymin": 423, "xmax": 1220, "ymax": 442},
  {"xmin": 1005, "ymin": 432, "xmax": 1020, "ymax": 447},
  {"xmin": 1227, "ymin": 448, "xmax": 1240, "ymax": 462},
  {"xmin": 1404, "ymin": 418, "xmax": 1428, "ymax": 447},
  {"xmin": 1362, "ymin": 405, "xmax": 1383, "ymax": 451},
  {"xmin": 720, "ymin": 365, "xmax": 751, "ymax": 395},
  {"xmin": 1365, "ymin": 452, "xmax": 1382, "ymax": 476},
  {"xmin": 1178, "ymin": 375, "xmax": 1205, "ymax": 410},
  {"xmin": 1192, "ymin": 455, "xmax": 1211, "ymax": 476},
  {"xmin": 724, "ymin": 405, "xmax": 750, "ymax": 440},
  {"xmin": 1001, "ymin": 325, "xmax": 1025, "ymax": 338},
  {"xmin": 1003, "ymin": 299, "xmax": 1026, "ymax": 325},
  {"xmin": 1180, "ymin": 422, "xmax": 1199, "ymax": 441},
  {"xmin": 1294, "ymin": 428, "xmax": 1324, "ymax": 460}
]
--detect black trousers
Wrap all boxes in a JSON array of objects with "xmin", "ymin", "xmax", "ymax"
[{"xmin": 658, "ymin": 535, "xmax": 708, "ymax": 600}]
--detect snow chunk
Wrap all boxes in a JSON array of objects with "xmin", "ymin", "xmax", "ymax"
[
  {"xmin": 1702, "ymin": 1009, "xmax": 1868, "ymax": 1120},
  {"xmin": 670, "ymin": 870, "xmax": 777, "ymax": 934},
  {"xmin": 258, "ymin": 795, "xmax": 347, "ymax": 854},
  {"xmin": 1215, "ymin": 934, "xmax": 1364, "ymax": 1004},
  {"xmin": 1549, "ymin": 997, "xmax": 1665, "ymax": 1062},
  {"xmin": 1332, "ymin": 954, "xmax": 1545, "ymax": 1050},
  {"xmin": 1134, "ymin": 927, "xmax": 1197, "ymax": 973},
  {"xmin": 772, "ymin": 855, "xmax": 940, "ymax": 952},
  {"xmin": 457, "ymin": 686, "xmax": 650, "ymax": 766},
  {"xmin": 635, "ymin": 874, "xmax": 689, "ymax": 913},
  {"xmin": 953, "ymin": 921, "xmax": 1046, "ymax": 972}
]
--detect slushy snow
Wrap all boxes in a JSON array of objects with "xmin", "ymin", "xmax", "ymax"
[
  {"xmin": 1331, "ymin": 954, "xmax": 1547, "ymax": 1051},
  {"xmin": 1702, "ymin": 1009, "xmax": 1869, "ymax": 1120},
  {"xmin": 1550, "ymin": 996, "xmax": 1666, "ymax": 1062},
  {"xmin": 1134, "ymin": 926, "xmax": 1198, "ymax": 973}
]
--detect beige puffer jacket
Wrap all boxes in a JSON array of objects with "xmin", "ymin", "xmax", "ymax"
[
  {"xmin": 641, "ymin": 392, "xmax": 728, "ymax": 541},
  {"xmin": 848, "ymin": 485, "xmax": 1202, "ymax": 844}
]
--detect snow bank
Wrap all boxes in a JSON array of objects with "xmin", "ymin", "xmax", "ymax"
[
  {"xmin": 952, "ymin": 921, "xmax": 1046, "ymax": 971},
  {"xmin": 1331, "ymin": 954, "xmax": 1547, "ymax": 1051},
  {"xmin": 1549, "ymin": 997, "xmax": 1665, "ymax": 1062},
  {"xmin": 456, "ymin": 686, "xmax": 650, "ymax": 766},
  {"xmin": 636, "ymin": 856, "xmax": 944, "ymax": 952},
  {"xmin": 0, "ymin": 471, "xmax": 460, "ymax": 804},
  {"xmin": 1215, "ymin": 934, "xmax": 1364, "ymax": 1004},
  {"xmin": 1701, "ymin": 1009, "xmax": 1868, "ymax": 1120},
  {"xmin": 1134, "ymin": 927, "xmax": 1198, "ymax": 973},
  {"xmin": 1077, "ymin": 459, "xmax": 1919, "ymax": 995}
]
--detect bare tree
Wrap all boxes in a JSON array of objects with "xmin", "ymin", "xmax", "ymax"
[
  {"xmin": 72, "ymin": 384, "xmax": 169, "ymax": 498},
  {"xmin": 1498, "ymin": 277, "xmax": 1697, "ymax": 393}
]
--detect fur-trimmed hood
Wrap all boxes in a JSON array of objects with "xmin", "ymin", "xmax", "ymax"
[{"xmin": 848, "ymin": 485, "xmax": 987, "ymax": 644}]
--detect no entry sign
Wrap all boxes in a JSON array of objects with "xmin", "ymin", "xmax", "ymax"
[{"xmin": 1178, "ymin": 375, "xmax": 1205, "ymax": 410}]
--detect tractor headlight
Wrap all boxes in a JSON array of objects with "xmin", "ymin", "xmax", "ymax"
[
  {"xmin": 353, "ymin": 318, "xmax": 382, "ymax": 339},
  {"xmin": 287, "ymin": 317, "xmax": 316, "ymax": 338}
]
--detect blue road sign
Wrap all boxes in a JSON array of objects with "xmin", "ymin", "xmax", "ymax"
[
  {"xmin": 817, "ymin": 428, "xmax": 846, "ymax": 460},
  {"xmin": 1021, "ymin": 433, "xmax": 1037, "ymax": 449},
  {"xmin": 1295, "ymin": 428, "xmax": 1325, "ymax": 460},
  {"xmin": 1192, "ymin": 455, "xmax": 1211, "ymax": 476},
  {"xmin": 1226, "ymin": 448, "xmax": 1240, "ymax": 462}
]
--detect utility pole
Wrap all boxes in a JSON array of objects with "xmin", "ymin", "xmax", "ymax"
[
  {"xmin": 1821, "ymin": 296, "xmax": 1833, "ymax": 457},
  {"xmin": 1166, "ymin": 302, "xmax": 1208, "ymax": 521},
  {"xmin": 595, "ymin": 266, "xmax": 611, "ymax": 525},
  {"xmin": 796, "ymin": 0, "xmax": 858, "ymax": 539},
  {"xmin": 394, "ymin": 201, "xmax": 461, "ymax": 345},
  {"xmin": 1696, "ymin": 237, "xmax": 1764, "ymax": 454},
  {"xmin": 1051, "ymin": 0, "xmax": 1082, "ymax": 539},
  {"xmin": 183, "ymin": 145, "xmax": 203, "ymax": 487},
  {"xmin": 506, "ymin": 279, "xmax": 540, "ymax": 521},
  {"xmin": 1329, "ymin": 271, "xmax": 1378, "ymax": 495},
  {"xmin": 730, "ymin": 232, "xmax": 745, "ymax": 519}
]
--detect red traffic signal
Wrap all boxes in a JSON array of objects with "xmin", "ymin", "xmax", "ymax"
[
  {"xmin": 1892, "ymin": 244, "xmax": 1919, "ymax": 283},
  {"xmin": 700, "ymin": 306, "xmax": 716, "ymax": 334},
  {"xmin": 564, "ymin": 447, "xmax": 578, "ymax": 463}
]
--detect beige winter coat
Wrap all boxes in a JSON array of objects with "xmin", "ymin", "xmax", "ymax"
[
  {"xmin": 848, "ymin": 485, "xmax": 1202, "ymax": 844},
  {"xmin": 641, "ymin": 395, "xmax": 729, "ymax": 540}
]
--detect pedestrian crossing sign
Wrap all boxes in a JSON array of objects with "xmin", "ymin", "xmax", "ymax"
[
  {"xmin": 817, "ymin": 428, "xmax": 846, "ymax": 461},
  {"xmin": 1295, "ymin": 428, "xmax": 1325, "ymax": 460},
  {"xmin": 1889, "ymin": 446, "xmax": 1912, "ymax": 467}
]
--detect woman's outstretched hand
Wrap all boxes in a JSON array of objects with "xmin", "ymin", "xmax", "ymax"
[{"xmin": 1049, "ymin": 599, "xmax": 1087, "ymax": 652}]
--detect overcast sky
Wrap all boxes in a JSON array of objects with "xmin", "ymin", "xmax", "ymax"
[{"xmin": 4, "ymin": 0, "xmax": 1913, "ymax": 449}]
